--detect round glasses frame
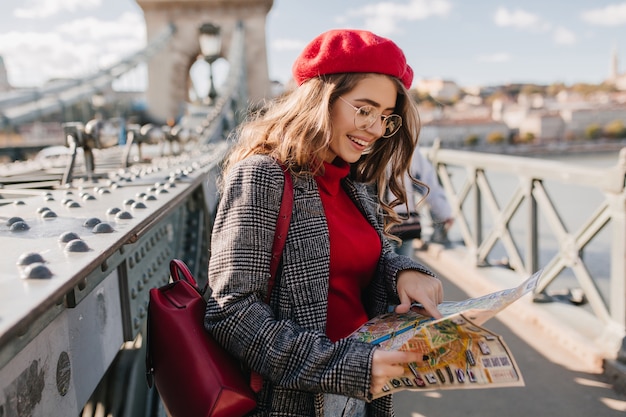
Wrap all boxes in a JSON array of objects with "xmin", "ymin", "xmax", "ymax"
[{"xmin": 338, "ymin": 96, "xmax": 402, "ymax": 138}]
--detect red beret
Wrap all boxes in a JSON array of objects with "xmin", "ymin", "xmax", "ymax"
[{"xmin": 292, "ymin": 29, "xmax": 413, "ymax": 89}]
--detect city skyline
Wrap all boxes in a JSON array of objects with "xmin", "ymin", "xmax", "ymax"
[{"xmin": 0, "ymin": 0, "xmax": 626, "ymax": 91}]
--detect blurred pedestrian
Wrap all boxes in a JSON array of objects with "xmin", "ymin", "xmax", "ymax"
[{"xmin": 392, "ymin": 147, "xmax": 454, "ymax": 256}]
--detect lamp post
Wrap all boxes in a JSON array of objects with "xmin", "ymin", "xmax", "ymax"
[{"xmin": 198, "ymin": 22, "xmax": 222, "ymax": 104}]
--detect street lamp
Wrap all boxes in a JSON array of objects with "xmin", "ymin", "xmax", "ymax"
[{"xmin": 198, "ymin": 22, "xmax": 222, "ymax": 104}]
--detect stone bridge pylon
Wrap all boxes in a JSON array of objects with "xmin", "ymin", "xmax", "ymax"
[{"xmin": 136, "ymin": 0, "xmax": 274, "ymax": 123}]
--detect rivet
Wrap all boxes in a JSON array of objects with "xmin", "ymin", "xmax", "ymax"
[
  {"xmin": 16, "ymin": 252, "xmax": 45, "ymax": 266},
  {"xmin": 59, "ymin": 231, "xmax": 80, "ymax": 243},
  {"xmin": 107, "ymin": 207, "xmax": 121, "ymax": 215},
  {"xmin": 41, "ymin": 210, "xmax": 57, "ymax": 219},
  {"xmin": 65, "ymin": 239, "xmax": 90, "ymax": 252},
  {"xmin": 22, "ymin": 263, "xmax": 53, "ymax": 279},
  {"xmin": 83, "ymin": 218, "xmax": 101, "ymax": 227},
  {"xmin": 132, "ymin": 202, "xmax": 147, "ymax": 209},
  {"xmin": 10, "ymin": 221, "xmax": 30, "ymax": 232},
  {"xmin": 7, "ymin": 216, "xmax": 24, "ymax": 226},
  {"xmin": 93, "ymin": 223, "xmax": 115, "ymax": 234},
  {"xmin": 116, "ymin": 211, "xmax": 133, "ymax": 220}
]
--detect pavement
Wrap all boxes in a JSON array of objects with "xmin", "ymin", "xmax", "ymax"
[{"xmin": 393, "ymin": 239, "xmax": 626, "ymax": 415}]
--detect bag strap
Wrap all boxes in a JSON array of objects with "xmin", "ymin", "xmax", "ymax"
[
  {"xmin": 266, "ymin": 163, "xmax": 293, "ymax": 302},
  {"xmin": 170, "ymin": 258, "xmax": 197, "ymax": 286},
  {"xmin": 170, "ymin": 164, "xmax": 292, "ymax": 298}
]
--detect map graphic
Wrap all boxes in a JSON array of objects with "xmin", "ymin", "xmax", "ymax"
[{"xmin": 349, "ymin": 270, "xmax": 542, "ymax": 398}]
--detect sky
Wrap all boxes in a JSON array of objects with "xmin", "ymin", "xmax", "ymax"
[{"xmin": 1, "ymin": 0, "xmax": 626, "ymax": 92}]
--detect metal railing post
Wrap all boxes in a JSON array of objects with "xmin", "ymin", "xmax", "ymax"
[
  {"xmin": 528, "ymin": 179, "xmax": 539, "ymax": 274},
  {"xmin": 474, "ymin": 169, "xmax": 483, "ymax": 263}
]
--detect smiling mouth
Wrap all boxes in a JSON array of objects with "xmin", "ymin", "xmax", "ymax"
[{"xmin": 348, "ymin": 135, "xmax": 368, "ymax": 147}]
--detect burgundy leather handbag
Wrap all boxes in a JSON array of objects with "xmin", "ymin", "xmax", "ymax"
[{"xmin": 146, "ymin": 165, "xmax": 293, "ymax": 417}]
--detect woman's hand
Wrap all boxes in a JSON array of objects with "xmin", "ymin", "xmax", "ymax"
[
  {"xmin": 395, "ymin": 270, "xmax": 443, "ymax": 319},
  {"xmin": 370, "ymin": 349, "xmax": 423, "ymax": 395}
]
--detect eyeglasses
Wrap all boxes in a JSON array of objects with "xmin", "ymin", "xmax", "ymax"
[{"xmin": 338, "ymin": 96, "xmax": 402, "ymax": 138}]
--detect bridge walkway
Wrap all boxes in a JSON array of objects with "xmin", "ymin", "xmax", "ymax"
[{"xmin": 396, "ymin": 240, "xmax": 626, "ymax": 415}]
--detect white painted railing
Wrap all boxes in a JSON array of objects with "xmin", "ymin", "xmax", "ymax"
[{"xmin": 425, "ymin": 142, "xmax": 626, "ymax": 336}]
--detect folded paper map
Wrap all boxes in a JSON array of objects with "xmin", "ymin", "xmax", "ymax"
[{"xmin": 350, "ymin": 270, "xmax": 542, "ymax": 398}]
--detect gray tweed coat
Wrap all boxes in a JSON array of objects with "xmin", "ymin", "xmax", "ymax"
[{"xmin": 205, "ymin": 155, "xmax": 435, "ymax": 417}]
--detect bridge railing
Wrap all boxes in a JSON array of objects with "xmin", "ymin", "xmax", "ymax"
[{"xmin": 425, "ymin": 142, "xmax": 626, "ymax": 339}]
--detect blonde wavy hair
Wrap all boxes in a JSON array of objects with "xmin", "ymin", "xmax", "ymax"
[{"xmin": 222, "ymin": 73, "xmax": 422, "ymax": 236}]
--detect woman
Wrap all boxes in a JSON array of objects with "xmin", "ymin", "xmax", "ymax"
[{"xmin": 205, "ymin": 29, "xmax": 444, "ymax": 417}]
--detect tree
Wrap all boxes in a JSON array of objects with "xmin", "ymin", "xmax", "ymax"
[
  {"xmin": 585, "ymin": 123, "xmax": 602, "ymax": 140},
  {"xmin": 465, "ymin": 134, "xmax": 479, "ymax": 146},
  {"xmin": 517, "ymin": 132, "xmax": 535, "ymax": 144},
  {"xmin": 604, "ymin": 120, "xmax": 626, "ymax": 139},
  {"xmin": 486, "ymin": 131, "xmax": 505, "ymax": 144}
]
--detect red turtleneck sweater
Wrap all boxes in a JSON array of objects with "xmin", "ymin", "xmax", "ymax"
[{"xmin": 314, "ymin": 160, "xmax": 381, "ymax": 342}]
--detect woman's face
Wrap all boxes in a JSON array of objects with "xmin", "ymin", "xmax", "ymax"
[{"xmin": 323, "ymin": 74, "xmax": 398, "ymax": 163}]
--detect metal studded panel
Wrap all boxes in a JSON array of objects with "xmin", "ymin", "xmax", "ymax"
[
  {"xmin": 0, "ymin": 141, "xmax": 228, "ymax": 373},
  {"xmin": 121, "ymin": 208, "xmax": 182, "ymax": 340}
]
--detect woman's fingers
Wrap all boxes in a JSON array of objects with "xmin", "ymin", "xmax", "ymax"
[
  {"xmin": 396, "ymin": 270, "xmax": 444, "ymax": 318},
  {"xmin": 370, "ymin": 350, "xmax": 423, "ymax": 395}
]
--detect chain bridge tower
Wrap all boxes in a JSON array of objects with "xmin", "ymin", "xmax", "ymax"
[{"xmin": 136, "ymin": 0, "xmax": 273, "ymax": 123}]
